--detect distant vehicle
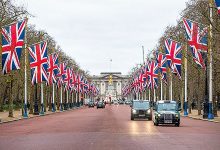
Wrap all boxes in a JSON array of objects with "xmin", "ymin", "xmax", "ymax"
[
  {"xmin": 131, "ymin": 100, "xmax": 152, "ymax": 120},
  {"xmin": 125, "ymin": 100, "xmax": 131, "ymax": 105},
  {"xmin": 84, "ymin": 99, "xmax": 91, "ymax": 106},
  {"xmin": 88, "ymin": 101, "xmax": 95, "ymax": 107},
  {"xmin": 97, "ymin": 101, "xmax": 105, "ymax": 109},
  {"xmin": 113, "ymin": 100, "xmax": 119, "ymax": 105},
  {"xmin": 153, "ymin": 100, "xmax": 181, "ymax": 127},
  {"xmin": 118, "ymin": 100, "xmax": 124, "ymax": 104}
]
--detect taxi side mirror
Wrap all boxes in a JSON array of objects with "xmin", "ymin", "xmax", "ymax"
[{"xmin": 178, "ymin": 108, "xmax": 182, "ymax": 111}]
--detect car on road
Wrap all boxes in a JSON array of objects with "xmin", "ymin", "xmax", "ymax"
[
  {"xmin": 88, "ymin": 101, "xmax": 95, "ymax": 107},
  {"xmin": 97, "ymin": 101, "xmax": 105, "ymax": 109},
  {"xmin": 84, "ymin": 99, "xmax": 91, "ymax": 106},
  {"xmin": 153, "ymin": 100, "xmax": 181, "ymax": 127},
  {"xmin": 125, "ymin": 100, "xmax": 132, "ymax": 105},
  {"xmin": 118, "ymin": 100, "xmax": 124, "ymax": 104},
  {"xmin": 113, "ymin": 100, "xmax": 119, "ymax": 105},
  {"xmin": 131, "ymin": 100, "xmax": 152, "ymax": 120}
]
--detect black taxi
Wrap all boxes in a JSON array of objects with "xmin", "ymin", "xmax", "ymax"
[{"xmin": 153, "ymin": 100, "xmax": 181, "ymax": 127}]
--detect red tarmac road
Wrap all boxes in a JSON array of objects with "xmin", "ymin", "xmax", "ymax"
[{"xmin": 0, "ymin": 105, "xmax": 220, "ymax": 150}]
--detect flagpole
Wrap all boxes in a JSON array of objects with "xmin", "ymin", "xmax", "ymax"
[
  {"xmin": 23, "ymin": 20, "xmax": 28, "ymax": 118},
  {"xmin": 72, "ymin": 92, "xmax": 73, "ymax": 109},
  {"xmin": 149, "ymin": 89, "xmax": 151, "ymax": 101},
  {"xmin": 170, "ymin": 71, "xmax": 173, "ymax": 100},
  {"xmin": 160, "ymin": 79, "xmax": 163, "ymax": 100},
  {"xmin": 52, "ymin": 83, "xmax": 55, "ymax": 112},
  {"xmin": 60, "ymin": 85, "xmax": 63, "ymax": 111},
  {"xmin": 76, "ymin": 92, "xmax": 78, "ymax": 107},
  {"xmin": 40, "ymin": 83, "xmax": 44, "ymax": 115},
  {"xmin": 154, "ymin": 88, "xmax": 156, "ymax": 102},
  {"xmin": 184, "ymin": 44, "xmax": 188, "ymax": 116},
  {"xmin": 164, "ymin": 85, "xmax": 166, "ymax": 100},
  {"xmin": 67, "ymin": 90, "xmax": 69, "ymax": 109},
  {"xmin": 208, "ymin": 0, "xmax": 214, "ymax": 119}
]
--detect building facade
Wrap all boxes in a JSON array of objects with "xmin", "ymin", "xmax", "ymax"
[{"xmin": 90, "ymin": 72, "xmax": 129, "ymax": 101}]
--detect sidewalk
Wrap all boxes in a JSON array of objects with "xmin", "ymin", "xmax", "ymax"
[
  {"xmin": 0, "ymin": 107, "xmax": 83, "ymax": 124},
  {"xmin": 181, "ymin": 109, "xmax": 220, "ymax": 123}
]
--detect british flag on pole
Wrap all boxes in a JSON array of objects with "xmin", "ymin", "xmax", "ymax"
[
  {"xmin": 156, "ymin": 52, "xmax": 167, "ymax": 84},
  {"xmin": 28, "ymin": 41, "xmax": 48, "ymax": 85},
  {"xmin": 146, "ymin": 61, "xmax": 159, "ymax": 89},
  {"xmin": 70, "ymin": 68, "xmax": 77, "ymax": 92},
  {"xmin": 138, "ymin": 68, "xmax": 145, "ymax": 93},
  {"xmin": 165, "ymin": 39, "xmax": 182, "ymax": 79},
  {"xmin": 2, "ymin": 20, "xmax": 26, "ymax": 74},
  {"xmin": 183, "ymin": 18, "xmax": 208, "ymax": 69},
  {"xmin": 75, "ymin": 74, "xmax": 82, "ymax": 93},
  {"xmin": 47, "ymin": 53, "xmax": 59, "ymax": 85},
  {"xmin": 215, "ymin": 0, "xmax": 220, "ymax": 15},
  {"xmin": 56, "ymin": 62, "xmax": 66, "ymax": 88},
  {"xmin": 143, "ymin": 62, "xmax": 149, "ymax": 88},
  {"xmin": 63, "ymin": 68, "xmax": 72, "ymax": 91}
]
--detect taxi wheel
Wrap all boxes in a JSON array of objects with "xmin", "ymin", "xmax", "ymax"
[{"xmin": 175, "ymin": 123, "xmax": 180, "ymax": 127}]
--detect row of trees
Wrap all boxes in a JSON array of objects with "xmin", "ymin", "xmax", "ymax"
[
  {"xmin": 0, "ymin": 0, "xmax": 91, "ymax": 114},
  {"xmin": 127, "ymin": 0, "xmax": 220, "ymax": 116}
]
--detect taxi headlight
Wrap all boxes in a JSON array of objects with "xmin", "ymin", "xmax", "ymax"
[
  {"xmin": 132, "ymin": 109, "xmax": 137, "ymax": 114},
  {"xmin": 175, "ymin": 114, "xmax": 179, "ymax": 118},
  {"xmin": 158, "ymin": 114, "xmax": 161, "ymax": 117},
  {"xmin": 147, "ymin": 109, "xmax": 151, "ymax": 114}
]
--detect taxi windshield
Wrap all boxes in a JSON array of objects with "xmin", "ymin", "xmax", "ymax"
[
  {"xmin": 157, "ymin": 103, "xmax": 177, "ymax": 111},
  {"xmin": 133, "ymin": 101, "xmax": 150, "ymax": 109}
]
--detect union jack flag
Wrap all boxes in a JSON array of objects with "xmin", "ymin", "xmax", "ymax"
[
  {"xmin": 56, "ymin": 62, "xmax": 66, "ymax": 88},
  {"xmin": 2, "ymin": 20, "xmax": 26, "ymax": 74},
  {"xmin": 89, "ymin": 83, "xmax": 94, "ymax": 93},
  {"xmin": 63, "ymin": 68, "xmax": 72, "ymax": 91},
  {"xmin": 133, "ymin": 77, "xmax": 139, "ymax": 94},
  {"xmin": 138, "ymin": 67, "xmax": 145, "ymax": 92},
  {"xmin": 146, "ymin": 61, "xmax": 159, "ymax": 89},
  {"xmin": 183, "ymin": 18, "xmax": 208, "ymax": 69},
  {"xmin": 47, "ymin": 53, "xmax": 59, "ymax": 85},
  {"xmin": 70, "ymin": 69, "xmax": 77, "ymax": 91},
  {"xmin": 165, "ymin": 39, "xmax": 182, "ymax": 79},
  {"xmin": 28, "ymin": 41, "xmax": 48, "ymax": 85},
  {"xmin": 82, "ymin": 79, "xmax": 89, "ymax": 94},
  {"xmin": 75, "ymin": 74, "xmax": 83, "ymax": 93},
  {"xmin": 215, "ymin": 0, "xmax": 220, "ymax": 15},
  {"xmin": 156, "ymin": 52, "xmax": 167, "ymax": 84},
  {"xmin": 93, "ymin": 86, "xmax": 99, "ymax": 96}
]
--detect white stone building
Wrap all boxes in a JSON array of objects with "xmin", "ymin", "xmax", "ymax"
[{"xmin": 90, "ymin": 72, "xmax": 129, "ymax": 101}]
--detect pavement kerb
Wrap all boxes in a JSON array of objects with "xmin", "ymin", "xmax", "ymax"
[
  {"xmin": 181, "ymin": 114, "xmax": 219, "ymax": 123},
  {"xmin": 0, "ymin": 106, "xmax": 85, "ymax": 124}
]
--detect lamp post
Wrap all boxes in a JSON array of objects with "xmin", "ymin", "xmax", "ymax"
[
  {"xmin": 207, "ymin": 0, "xmax": 214, "ymax": 119},
  {"xmin": 203, "ymin": 0, "xmax": 214, "ymax": 119},
  {"xmin": 203, "ymin": 57, "xmax": 209, "ymax": 118}
]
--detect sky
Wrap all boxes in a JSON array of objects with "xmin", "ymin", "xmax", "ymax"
[{"xmin": 17, "ymin": 0, "xmax": 189, "ymax": 75}]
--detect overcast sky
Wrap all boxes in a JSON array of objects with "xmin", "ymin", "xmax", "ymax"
[{"xmin": 18, "ymin": 0, "xmax": 189, "ymax": 75}]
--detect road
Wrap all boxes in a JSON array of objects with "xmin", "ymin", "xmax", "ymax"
[{"xmin": 0, "ymin": 105, "xmax": 220, "ymax": 150}]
